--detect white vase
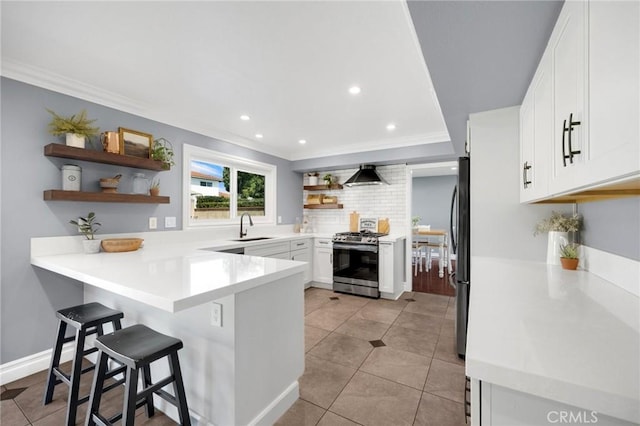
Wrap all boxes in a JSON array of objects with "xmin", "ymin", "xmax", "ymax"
[
  {"xmin": 66, "ymin": 133, "xmax": 86, "ymax": 149},
  {"xmin": 82, "ymin": 239, "xmax": 101, "ymax": 254},
  {"xmin": 308, "ymin": 176, "xmax": 318, "ymax": 186},
  {"xmin": 546, "ymin": 231, "xmax": 569, "ymax": 265}
]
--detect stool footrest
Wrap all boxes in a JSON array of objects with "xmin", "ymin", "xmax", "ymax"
[
  {"xmin": 52, "ymin": 368, "xmax": 71, "ymax": 386},
  {"xmin": 101, "ymin": 378, "xmax": 125, "ymax": 394},
  {"xmin": 156, "ymin": 388, "xmax": 179, "ymax": 407},
  {"xmin": 104, "ymin": 365, "xmax": 126, "ymax": 380},
  {"xmin": 138, "ymin": 375, "xmax": 174, "ymax": 399},
  {"xmin": 81, "ymin": 364, "xmax": 96, "ymax": 375},
  {"xmin": 91, "ymin": 412, "xmax": 113, "ymax": 426}
]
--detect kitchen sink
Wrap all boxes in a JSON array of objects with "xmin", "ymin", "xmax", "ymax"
[{"xmin": 229, "ymin": 237, "xmax": 274, "ymax": 242}]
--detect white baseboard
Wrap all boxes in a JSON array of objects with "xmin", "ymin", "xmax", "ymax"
[
  {"xmin": 249, "ymin": 380, "xmax": 299, "ymax": 426},
  {"xmin": 582, "ymin": 246, "xmax": 640, "ymax": 297},
  {"xmin": 0, "ymin": 342, "xmax": 74, "ymax": 386},
  {"xmin": 309, "ymin": 282, "xmax": 332, "ymax": 290}
]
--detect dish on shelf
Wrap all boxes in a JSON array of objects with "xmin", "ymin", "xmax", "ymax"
[{"xmin": 101, "ymin": 238, "xmax": 143, "ymax": 252}]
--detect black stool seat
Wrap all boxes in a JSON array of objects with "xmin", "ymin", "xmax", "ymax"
[
  {"xmin": 57, "ymin": 302, "xmax": 123, "ymax": 329},
  {"xmin": 95, "ymin": 324, "xmax": 183, "ymax": 369},
  {"xmin": 43, "ymin": 302, "xmax": 123, "ymax": 426},
  {"xmin": 87, "ymin": 324, "xmax": 191, "ymax": 426}
]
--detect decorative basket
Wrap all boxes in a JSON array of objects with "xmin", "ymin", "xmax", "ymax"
[
  {"xmin": 306, "ymin": 194, "xmax": 323, "ymax": 205},
  {"xmin": 322, "ymin": 196, "xmax": 338, "ymax": 204},
  {"xmin": 101, "ymin": 238, "xmax": 144, "ymax": 253}
]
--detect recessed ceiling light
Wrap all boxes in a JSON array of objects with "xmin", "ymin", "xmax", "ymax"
[
  {"xmin": 298, "ymin": 139, "xmax": 307, "ymax": 145},
  {"xmin": 255, "ymin": 133, "xmax": 263, "ymax": 139},
  {"xmin": 386, "ymin": 123, "xmax": 396, "ymax": 131},
  {"xmin": 240, "ymin": 115, "xmax": 250, "ymax": 121},
  {"xmin": 348, "ymin": 86, "xmax": 361, "ymax": 95}
]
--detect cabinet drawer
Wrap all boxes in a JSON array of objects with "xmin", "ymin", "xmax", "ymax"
[
  {"xmin": 314, "ymin": 238, "xmax": 333, "ymax": 248},
  {"xmin": 290, "ymin": 239, "xmax": 311, "ymax": 251},
  {"xmin": 245, "ymin": 241, "xmax": 290, "ymax": 257}
]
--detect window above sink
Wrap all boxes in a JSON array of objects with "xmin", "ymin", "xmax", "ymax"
[{"xmin": 183, "ymin": 144, "xmax": 276, "ymax": 229}]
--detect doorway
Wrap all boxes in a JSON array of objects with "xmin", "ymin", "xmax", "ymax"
[{"xmin": 405, "ymin": 162, "xmax": 458, "ymax": 296}]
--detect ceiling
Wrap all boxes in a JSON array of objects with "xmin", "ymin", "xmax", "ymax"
[
  {"xmin": 410, "ymin": 161, "xmax": 458, "ymax": 178},
  {"xmin": 1, "ymin": 1, "xmax": 562, "ymax": 164}
]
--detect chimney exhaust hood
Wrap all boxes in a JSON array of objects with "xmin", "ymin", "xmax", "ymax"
[{"xmin": 344, "ymin": 165, "xmax": 388, "ymax": 187}]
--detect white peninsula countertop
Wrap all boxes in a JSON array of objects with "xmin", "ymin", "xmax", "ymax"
[
  {"xmin": 466, "ymin": 256, "xmax": 640, "ymax": 424},
  {"xmin": 31, "ymin": 234, "xmax": 308, "ymax": 312}
]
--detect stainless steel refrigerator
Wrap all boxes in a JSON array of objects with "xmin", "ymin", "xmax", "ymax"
[{"xmin": 449, "ymin": 156, "xmax": 470, "ymax": 359}]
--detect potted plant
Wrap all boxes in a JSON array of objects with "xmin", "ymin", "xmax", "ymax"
[
  {"xmin": 151, "ymin": 138, "xmax": 175, "ymax": 170},
  {"xmin": 323, "ymin": 173, "xmax": 333, "ymax": 186},
  {"xmin": 149, "ymin": 178, "xmax": 160, "ymax": 197},
  {"xmin": 47, "ymin": 108, "xmax": 100, "ymax": 149},
  {"xmin": 534, "ymin": 211, "xmax": 581, "ymax": 265},
  {"xmin": 559, "ymin": 243, "xmax": 580, "ymax": 270},
  {"xmin": 70, "ymin": 212, "xmax": 102, "ymax": 253},
  {"xmin": 307, "ymin": 172, "xmax": 319, "ymax": 186}
]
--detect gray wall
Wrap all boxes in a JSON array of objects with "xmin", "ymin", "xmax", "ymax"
[
  {"xmin": 412, "ymin": 175, "xmax": 456, "ymax": 231},
  {"xmin": 579, "ymin": 198, "xmax": 640, "ymax": 261},
  {"xmin": 0, "ymin": 77, "xmax": 302, "ymax": 363}
]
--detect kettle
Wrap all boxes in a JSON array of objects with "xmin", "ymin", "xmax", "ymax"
[{"xmin": 102, "ymin": 131, "xmax": 120, "ymax": 154}]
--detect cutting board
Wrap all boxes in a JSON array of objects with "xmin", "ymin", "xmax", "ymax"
[
  {"xmin": 378, "ymin": 218, "xmax": 390, "ymax": 234},
  {"xmin": 349, "ymin": 211, "xmax": 359, "ymax": 232}
]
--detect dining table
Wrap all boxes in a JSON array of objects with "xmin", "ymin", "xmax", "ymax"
[{"xmin": 413, "ymin": 229, "xmax": 449, "ymax": 278}]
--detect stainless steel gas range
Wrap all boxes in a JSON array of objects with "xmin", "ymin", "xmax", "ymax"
[{"xmin": 332, "ymin": 231, "xmax": 386, "ymax": 298}]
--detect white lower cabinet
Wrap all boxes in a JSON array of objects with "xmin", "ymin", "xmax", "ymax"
[
  {"xmin": 312, "ymin": 238, "xmax": 333, "ymax": 286},
  {"xmin": 472, "ymin": 380, "xmax": 636, "ymax": 426},
  {"xmin": 291, "ymin": 247, "xmax": 311, "ymax": 285},
  {"xmin": 244, "ymin": 239, "xmax": 312, "ymax": 284},
  {"xmin": 378, "ymin": 239, "xmax": 405, "ymax": 299}
]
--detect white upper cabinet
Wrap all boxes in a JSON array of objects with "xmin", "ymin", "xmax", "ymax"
[
  {"xmin": 521, "ymin": 0, "xmax": 639, "ymax": 202},
  {"xmin": 549, "ymin": 0, "xmax": 588, "ymax": 194},
  {"xmin": 520, "ymin": 53, "xmax": 553, "ymax": 202}
]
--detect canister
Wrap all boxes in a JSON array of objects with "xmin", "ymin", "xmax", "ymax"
[{"xmin": 61, "ymin": 164, "xmax": 81, "ymax": 191}]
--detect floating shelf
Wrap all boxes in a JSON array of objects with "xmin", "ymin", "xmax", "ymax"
[
  {"xmin": 303, "ymin": 204, "xmax": 343, "ymax": 209},
  {"xmin": 44, "ymin": 143, "xmax": 168, "ymax": 171},
  {"xmin": 303, "ymin": 184, "xmax": 343, "ymax": 191},
  {"xmin": 44, "ymin": 190, "xmax": 170, "ymax": 204}
]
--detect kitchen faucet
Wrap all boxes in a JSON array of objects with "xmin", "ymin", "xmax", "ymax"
[{"xmin": 239, "ymin": 212, "xmax": 254, "ymax": 238}]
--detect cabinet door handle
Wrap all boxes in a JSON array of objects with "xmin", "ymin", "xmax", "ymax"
[
  {"xmin": 523, "ymin": 161, "xmax": 532, "ymax": 188},
  {"xmin": 562, "ymin": 118, "xmax": 569, "ymax": 167},
  {"xmin": 567, "ymin": 112, "xmax": 582, "ymax": 164},
  {"xmin": 330, "ymin": 254, "xmax": 333, "ymax": 264}
]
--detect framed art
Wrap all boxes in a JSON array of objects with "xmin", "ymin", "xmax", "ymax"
[{"xmin": 118, "ymin": 127, "xmax": 153, "ymax": 158}]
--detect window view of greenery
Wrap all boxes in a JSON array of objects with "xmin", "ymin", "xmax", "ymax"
[
  {"xmin": 236, "ymin": 171, "xmax": 266, "ymax": 217},
  {"xmin": 189, "ymin": 161, "xmax": 266, "ymax": 221}
]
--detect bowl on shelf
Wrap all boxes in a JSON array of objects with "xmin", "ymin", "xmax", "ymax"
[
  {"xmin": 99, "ymin": 174, "xmax": 121, "ymax": 193},
  {"xmin": 101, "ymin": 238, "xmax": 144, "ymax": 252}
]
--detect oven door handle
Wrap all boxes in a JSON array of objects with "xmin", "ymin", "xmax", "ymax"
[{"xmin": 332, "ymin": 243, "xmax": 378, "ymax": 253}]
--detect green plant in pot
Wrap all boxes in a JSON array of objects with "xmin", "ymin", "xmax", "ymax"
[
  {"xmin": 559, "ymin": 242, "xmax": 580, "ymax": 270},
  {"xmin": 70, "ymin": 212, "xmax": 102, "ymax": 253},
  {"xmin": 534, "ymin": 211, "xmax": 582, "ymax": 265},
  {"xmin": 47, "ymin": 108, "xmax": 100, "ymax": 149},
  {"xmin": 151, "ymin": 138, "xmax": 175, "ymax": 170},
  {"xmin": 150, "ymin": 178, "xmax": 160, "ymax": 196}
]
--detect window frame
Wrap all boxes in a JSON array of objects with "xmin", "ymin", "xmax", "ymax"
[{"xmin": 183, "ymin": 144, "xmax": 277, "ymax": 228}]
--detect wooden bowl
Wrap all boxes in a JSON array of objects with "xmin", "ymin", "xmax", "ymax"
[
  {"xmin": 99, "ymin": 178, "xmax": 120, "ymax": 193},
  {"xmin": 101, "ymin": 238, "xmax": 144, "ymax": 253}
]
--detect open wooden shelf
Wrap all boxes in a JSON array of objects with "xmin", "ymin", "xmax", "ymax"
[
  {"xmin": 304, "ymin": 204, "xmax": 343, "ymax": 209},
  {"xmin": 44, "ymin": 143, "xmax": 168, "ymax": 171},
  {"xmin": 44, "ymin": 190, "xmax": 170, "ymax": 204},
  {"xmin": 303, "ymin": 184, "xmax": 343, "ymax": 191}
]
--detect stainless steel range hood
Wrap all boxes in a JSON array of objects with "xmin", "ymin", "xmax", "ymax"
[{"xmin": 344, "ymin": 165, "xmax": 388, "ymax": 187}]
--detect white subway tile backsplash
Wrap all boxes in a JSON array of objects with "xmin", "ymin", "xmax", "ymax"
[{"xmin": 303, "ymin": 164, "xmax": 407, "ymax": 233}]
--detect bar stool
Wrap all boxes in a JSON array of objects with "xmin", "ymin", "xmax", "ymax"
[
  {"xmin": 43, "ymin": 302, "xmax": 124, "ymax": 426},
  {"xmin": 86, "ymin": 324, "xmax": 191, "ymax": 426}
]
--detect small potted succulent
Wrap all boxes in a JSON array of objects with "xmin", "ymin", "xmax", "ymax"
[
  {"xmin": 323, "ymin": 173, "xmax": 333, "ymax": 186},
  {"xmin": 47, "ymin": 108, "xmax": 100, "ymax": 149},
  {"xmin": 70, "ymin": 212, "xmax": 101, "ymax": 253},
  {"xmin": 149, "ymin": 178, "xmax": 160, "ymax": 197},
  {"xmin": 559, "ymin": 242, "xmax": 580, "ymax": 270}
]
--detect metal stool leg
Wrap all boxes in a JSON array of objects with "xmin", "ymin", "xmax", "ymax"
[
  {"xmin": 169, "ymin": 352, "xmax": 191, "ymax": 426},
  {"xmin": 44, "ymin": 320, "xmax": 67, "ymax": 404}
]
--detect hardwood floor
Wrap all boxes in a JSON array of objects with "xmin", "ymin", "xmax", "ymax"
[{"xmin": 412, "ymin": 257, "xmax": 456, "ymax": 297}]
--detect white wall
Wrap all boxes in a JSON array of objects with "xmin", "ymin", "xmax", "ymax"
[
  {"xmin": 303, "ymin": 164, "xmax": 407, "ymax": 234},
  {"xmin": 469, "ymin": 106, "xmax": 571, "ymax": 261}
]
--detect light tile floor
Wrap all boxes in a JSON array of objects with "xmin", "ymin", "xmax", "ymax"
[
  {"xmin": 276, "ymin": 288, "xmax": 467, "ymax": 426},
  {"xmin": 1, "ymin": 288, "xmax": 466, "ymax": 426}
]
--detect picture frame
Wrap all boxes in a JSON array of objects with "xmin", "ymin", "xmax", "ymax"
[{"xmin": 118, "ymin": 127, "xmax": 153, "ymax": 159}]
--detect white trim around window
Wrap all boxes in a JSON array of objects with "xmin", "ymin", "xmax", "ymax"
[{"xmin": 182, "ymin": 144, "xmax": 277, "ymax": 229}]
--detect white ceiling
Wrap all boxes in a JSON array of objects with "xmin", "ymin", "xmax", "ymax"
[{"xmin": 1, "ymin": 1, "xmax": 450, "ymax": 161}]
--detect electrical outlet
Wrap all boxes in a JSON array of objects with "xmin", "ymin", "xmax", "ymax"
[
  {"xmin": 211, "ymin": 302, "xmax": 222, "ymax": 327},
  {"xmin": 278, "ymin": 216, "xmax": 282, "ymax": 224},
  {"xmin": 149, "ymin": 217, "xmax": 157, "ymax": 229},
  {"xmin": 165, "ymin": 216, "xmax": 176, "ymax": 228}
]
